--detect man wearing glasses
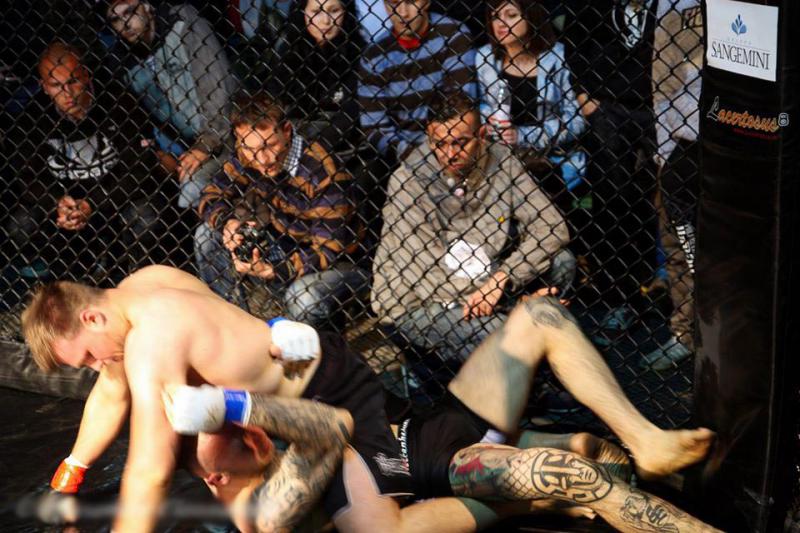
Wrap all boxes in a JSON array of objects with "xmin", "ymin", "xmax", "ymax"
[{"xmin": 372, "ymin": 90, "xmax": 574, "ymax": 367}]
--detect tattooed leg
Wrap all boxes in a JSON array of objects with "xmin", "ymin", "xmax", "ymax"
[
  {"xmin": 515, "ymin": 431, "xmax": 633, "ymax": 482},
  {"xmin": 449, "ymin": 297, "xmax": 714, "ymax": 478},
  {"xmin": 449, "ymin": 444, "xmax": 721, "ymax": 533}
]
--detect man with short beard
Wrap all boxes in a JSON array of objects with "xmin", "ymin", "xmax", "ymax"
[
  {"xmin": 372, "ymin": 90, "xmax": 573, "ymax": 365},
  {"xmin": 105, "ymin": 0, "xmax": 236, "ymax": 208}
]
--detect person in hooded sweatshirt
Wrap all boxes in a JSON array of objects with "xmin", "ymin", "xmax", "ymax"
[
  {"xmin": 3, "ymin": 40, "xmax": 167, "ymax": 283},
  {"xmin": 266, "ymin": 0, "xmax": 364, "ymax": 154}
]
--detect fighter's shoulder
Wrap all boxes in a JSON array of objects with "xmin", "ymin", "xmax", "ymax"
[{"xmin": 119, "ymin": 265, "xmax": 201, "ymax": 289}]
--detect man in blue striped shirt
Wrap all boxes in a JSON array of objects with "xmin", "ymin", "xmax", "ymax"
[{"xmin": 358, "ymin": 0, "xmax": 478, "ymax": 162}]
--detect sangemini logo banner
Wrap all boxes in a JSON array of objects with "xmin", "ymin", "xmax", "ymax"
[{"xmin": 706, "ymin": 0, "xmax": 778, "ymax": 81}]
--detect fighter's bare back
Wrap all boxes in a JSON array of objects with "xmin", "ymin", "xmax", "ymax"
[{"xmin": 116, "ymin": 265, "xmax": 318, "ymax": 397}]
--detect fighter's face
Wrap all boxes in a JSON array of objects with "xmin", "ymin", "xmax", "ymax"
[
  {"xmin": 51, "ymin": 309, "xmax": 124, "ymax": 370},
  {"xmin": 107, "ymin": 0, "xmax": 153, "ymax": 44},
  {"xmin": 52, "ymin": 327, "xmax": 122, "ymax": 371},
  {"xmin": 235, "ymin": 123, "xmax": 293, "ymax": 179},
  {"xmin": 196, "ymin": 427, "xmax": 275, "ymax": 479},
  {"xmin": 39, "ymin": 54, "xmax": 93, "ymax": 122},
  {"xmin": 427, "ymin": 111, "xmax": 482, "ymax": 179}
]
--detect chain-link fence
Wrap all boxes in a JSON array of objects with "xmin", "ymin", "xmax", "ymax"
[{"xmin": 0, "ymin": 0, "xmax": 701, "ymax": 434}]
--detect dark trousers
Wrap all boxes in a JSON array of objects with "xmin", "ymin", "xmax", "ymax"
[
  {"xmin": 5, "ymin": 200, "xmax": 162, "ymax": 283},
  {"xmin": 657, "ymin": 140, "xmax": 699, "ymax": 349},
  {"xmin": 583, "ymin": 101, "xmax": 658, "ymax": 307}
]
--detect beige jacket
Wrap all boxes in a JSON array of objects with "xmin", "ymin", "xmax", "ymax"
[{"xmin": 371, "ymin": 141, "xmax": 569, "ymax": 321}]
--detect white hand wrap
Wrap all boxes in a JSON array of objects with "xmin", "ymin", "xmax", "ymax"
[
  {"xmin": 270, "ymin": 319, "xmax": 321, "ymax": 362},
  {"xmin": 163, "ymin": 384, "xmax": 228, "ymax": 435}
]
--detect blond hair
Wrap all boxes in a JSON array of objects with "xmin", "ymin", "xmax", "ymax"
[{"xmin": 21, "ymin": 281, "xmax": 104, "ymax": 371}]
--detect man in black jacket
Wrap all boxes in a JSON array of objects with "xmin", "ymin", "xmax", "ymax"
[{"xmin": 3, "ymin": 41, "xmax": 167, "ymax": 283}]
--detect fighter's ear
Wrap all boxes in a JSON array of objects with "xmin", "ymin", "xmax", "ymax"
[
  {"xmin": 204, "ymin": 472, "xmax": 230, "ymax": 487},
  {"xmin": 242, "ymin": 427, "xmax": 273, "ymax": 464},
  {"xmin": 79, "ymin": 308, "xmax": 107, "ymax": 331}
]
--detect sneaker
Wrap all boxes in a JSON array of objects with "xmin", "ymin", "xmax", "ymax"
[
  {"xmin": 600, "ymin": 305, "xmax": 636, "ymax": 332},
  {"xmin": 641, "ymin": 336, "xmax": 693, "ymax": 371}
]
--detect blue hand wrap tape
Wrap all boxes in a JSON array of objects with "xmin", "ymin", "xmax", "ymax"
[
  {"xmin": 223, "ymin": 389, "xmax": 249, "ymax": 424},
  {"xmin": 267, "ymin": 317, "xmax": 287, "ymax": 328}
]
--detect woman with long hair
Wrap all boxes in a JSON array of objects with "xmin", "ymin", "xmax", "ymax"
[
  {"xmin": 477, "ymin": 0, "xmax": 586, "ymax": 205},
  {"xmin": 267, "ymin": 0, "xmax": 363, "ymax": 152}
]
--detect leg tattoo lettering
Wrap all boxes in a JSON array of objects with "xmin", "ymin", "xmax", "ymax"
[
  {"xmin": 530, "ymin": 450, "xmax": 613, "ymax": 503},
  {"xmin": 619, "ymin": 490, "xmax": 684, "ymax": 533}
]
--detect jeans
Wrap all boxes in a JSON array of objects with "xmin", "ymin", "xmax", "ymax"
[
  {"xmin": 194, "ymin": 222, "xmax": 370, "ymax": 330},
  {"xmin": 393, "ymin": 248, "xmax": 577, "ymax": 364}
]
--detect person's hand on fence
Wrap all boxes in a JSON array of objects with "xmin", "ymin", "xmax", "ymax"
[
  {"xmin": 56, "ymin": 196, "xmax": 91, "ymax": 231},
  {"xmin": 233, "ymin": 248, "xmax": 275, "ymax": 280},
  {"xmin": 576, "ymin": 93, "xmax": 600, "ymax": 118},
  {"xmin": 177, "ymin": 148, "xmax": 210, "ymax": 181},
  {"xmin": 488, "ymin": 116, "xmax": 518, "ymax": 146},
  {"xmin": 463, "ymin": 271, "xmax": 509, "ymax": 319}
]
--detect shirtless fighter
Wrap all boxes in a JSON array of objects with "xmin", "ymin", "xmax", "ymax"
[
  {"xmin": 162, "ymin": 297, "xmax": 719, "ymax": 532},
  {"xmin": 22, "ymin": 266, "xmax": 713, "ymax": 532},
  {"xmin": 22, "ymin": 265, "xmax": 415, "ymax": 533}
]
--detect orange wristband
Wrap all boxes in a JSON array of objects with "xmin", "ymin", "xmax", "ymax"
[{"xmin": 50, "ymin": 460, "xmax": 87, "ymax": 493}]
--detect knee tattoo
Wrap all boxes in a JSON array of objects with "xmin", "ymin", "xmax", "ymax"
[
  {"xmin": 499, "ymin": 449, "xmax": 613, "ymax": 504},
  {"xmin": 529, "ymin": 449, "xmax": 612, "ymax": 503},
  {"xmin": 522, "ymin": 297, "xmax": 578, "ymax": 330}
]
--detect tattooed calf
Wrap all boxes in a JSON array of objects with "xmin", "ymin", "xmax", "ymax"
[
  {"xmin": 620, "ymin": 491, "xmax": 682, "ymax": 533},
  {"xmin": 530, "ymin": 450, "xmax": 612, "ymax": 503}
]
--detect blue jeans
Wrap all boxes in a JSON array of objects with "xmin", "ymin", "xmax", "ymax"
[
  {"xmin": 393, "ymin": 248, "xmax": 577, "ymax": 364},
  {"xmin": 194, "ymin": 222, "xmax": 369, "ymax": 330}
]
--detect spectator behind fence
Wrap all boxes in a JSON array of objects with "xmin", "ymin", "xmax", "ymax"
[
  {"xmin": 2, "ymin": 41, "xmax": 167, "ymax": 284},
  {"xmin": 358, "ymin": 0, "xmax": 477, "ymax": 162},
  {"xmin": 224, "ymin": 0, "xmax": 290, "ymax": 89},
  {"xmin": 267, "ymin": 0, "xmax": 364, "ymax": 154},
  {"xmin": 562, "ymin": 0, "xmax": 658, "ymax": 335},
  {"xmin": 371, "ymin": 91, "xmax": 573, "ymax": 365},
  {"xmin": 105, "ymin": 0, "xmax": 237, "ymax": 208},
  {"xmin": 196, "ymin": 92, "xmax": 368, "ymax": 330},
  {"xmin": 642, "ymin": 0, "xmax": 702, "ymax": 371},
  {"xmin": 478, "ymin": 0, "xmax": 586, "ymax": 212}
]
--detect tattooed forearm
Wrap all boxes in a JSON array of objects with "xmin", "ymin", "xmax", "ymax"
[
  {"xmin": 619, "ymin": 490, "xmax": 685, "ymax": 533},
  {"xmin": 252, "ymin": 443, "xmax": 343, "ymax": 533},
  {"xmin": 523, "ymin": 297, "xmax": 579, "ymax": 329},
  {"xmin": 248, "ymin": 394, "xmax": 352, "ymax": 451}
]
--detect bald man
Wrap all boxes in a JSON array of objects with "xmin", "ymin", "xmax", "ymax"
[{"xmin": 3, "ymin": 40, "xmax": 166, "ymax": 282}]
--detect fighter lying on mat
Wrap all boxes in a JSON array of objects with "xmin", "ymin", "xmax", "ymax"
[
  {"xmin": 164, "ymin": 374, "xmax": 718, "ymax": 532},
  {"xmin": 22, "ymin": 265, "xmax": 714, "ymax": 532}
]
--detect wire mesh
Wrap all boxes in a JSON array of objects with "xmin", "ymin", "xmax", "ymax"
[{"xmin": 0, "ymin": 0, "xmax": 701, "ymax": 435}]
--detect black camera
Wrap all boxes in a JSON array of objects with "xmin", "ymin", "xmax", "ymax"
[{"xmin": 234, "ymin": 225, "xmax": 290, "ymax": 265}]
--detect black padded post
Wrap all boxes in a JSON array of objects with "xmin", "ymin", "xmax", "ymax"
[{"xmin": 693, "ymin": 0, "xmax": 799, "ymax": 530}]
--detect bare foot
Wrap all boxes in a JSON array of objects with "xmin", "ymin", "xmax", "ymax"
[
  {"xmin": 634, "ymin": 427, "xmax": 715, "ymax": 479},
  {"xmin": 569, "ymin": 432, "xmax": 633, "ymax": 482}
]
